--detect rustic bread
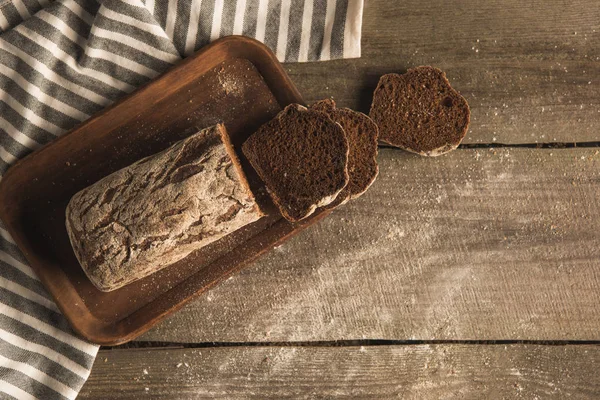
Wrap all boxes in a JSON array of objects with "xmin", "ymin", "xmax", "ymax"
[
  {"xmin": 66, "ymin": 124, "xmax": 262, "ymax": 292},
  {"xmin": 242, "ymin": 104, "xmax": 349, "ymax": 222},
  {"xmin": 311, "ymin": 99, "xmax": 379, "ymax": 208},
  {"xmin": 369, "ymin": 66, "xmax": 470, "ymax": 156}
]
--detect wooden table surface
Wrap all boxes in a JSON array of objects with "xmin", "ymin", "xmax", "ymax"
[{"xmin": 80, "ymin": 1, "xmax": 600, "ymax": 398}]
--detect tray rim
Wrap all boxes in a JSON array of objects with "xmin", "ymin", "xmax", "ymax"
[{"xmin": 0, "ymin": 36, "xmax": 324, "ymax": 345}]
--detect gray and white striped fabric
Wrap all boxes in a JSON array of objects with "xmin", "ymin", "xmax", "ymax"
[{"xmin": 0, "ymin": 0, "xmax": 363, "ymax": 398}]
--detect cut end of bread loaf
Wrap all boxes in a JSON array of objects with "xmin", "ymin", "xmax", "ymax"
[
  {"xmin": 310, "ymin": 99, "xmax": 379, "ymax": 209},
  {"xmin": 217, "ymin": 123, "xmax": 264, "ymax": 216},
  {"xmin": 369, "ymin": 66, "xmax": 470, "ymax": 157},
  {"xmin": 242, "ymin": 104, "xmax": 349, "ymax": 222}
]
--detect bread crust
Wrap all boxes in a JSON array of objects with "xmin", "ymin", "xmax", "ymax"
[
  {"xmin": 311, "ymin": 99, "xmax": 379, "ymax": 208},
  {"xmin": 66, "ymin": 124, "xmax": 262, "ymax": 292},
  {"xmin": 370, "ymin": 66, "xmax": 470, "ymax": 157}
]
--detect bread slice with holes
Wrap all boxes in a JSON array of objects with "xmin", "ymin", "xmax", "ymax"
[
  {"xmin": 311, "ymin": 99, "xmax": 379, "ymax": 208},
  {"xmin": 369, "ymin": 66, "xmax": 470, "ymax": 156},
  {"xmin": 242, "ymin": 104, "xmax": 349, "ymax": 222}
]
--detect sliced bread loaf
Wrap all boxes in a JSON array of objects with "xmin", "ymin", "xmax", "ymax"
[
  {"xmin": 369, "ymin": 66, "xmax": 470, "ymax": 156},
  {"xmin": 242, "ymin": 104, "xmax": 349, "ymax": 222},
  {"xmin": 311, "ymin": 99, "xmax": 379, "ymax": 208}
]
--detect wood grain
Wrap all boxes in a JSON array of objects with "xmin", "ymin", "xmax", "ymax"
[
  {"xmin": 287, "ymin": 0, "xmax": 600, "ymax": 144},
  {"xmin": 80, "ymin": 345, "xmax": 600, "ymax": 399},
  {"xmin": 141, "ymin": 148, "xmax": 600, "ymax": 342}
]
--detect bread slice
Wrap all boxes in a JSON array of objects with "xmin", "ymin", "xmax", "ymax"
[
  {"xmin": 369, "ymin": 66, "xmax": 470, "ymax": 156},
  {"xmin": 242, "ymin": 104, "xmax": 349, "ymax": 222},
  {"xmin": 311, "ymin": 99, "xmax": 379, "ymax": 208}
]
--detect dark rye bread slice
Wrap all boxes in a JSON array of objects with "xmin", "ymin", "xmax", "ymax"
[
  {"xmin": 242, "ymin": 104, "xmax": 349, "ymax": 222},
  {"xmin": 311, "ymin": 99, "xmax": 379, "ymax": 208},
  {"xmin": 369, "ymin": 66, "xmax": 470, "ymax": 156}
]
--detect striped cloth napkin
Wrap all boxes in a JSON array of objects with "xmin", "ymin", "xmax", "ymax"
[{"xmin": 0, "ymin": 0, "xmax": 364, "ymax": 398}]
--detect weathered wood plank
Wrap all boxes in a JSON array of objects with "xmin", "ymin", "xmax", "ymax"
[
  {"xmin": 140, "ymin": 148, "xmax": 600, "ymax": 342},
  {"xmin": 288, "ymin": 0, "xmax": 600, "ymax": 144},
  {"xmin": 80, "ymin": 345, "xmax": 600, "ymax": 399}
]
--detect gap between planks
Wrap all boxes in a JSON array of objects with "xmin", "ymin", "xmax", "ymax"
[
  {"xmin": 390, "ymin": 142, "xmax": 600, "ymax": 150},
  {"xmin": 105, "ymin": 339, "xmax": 600, "ymax": 351}
]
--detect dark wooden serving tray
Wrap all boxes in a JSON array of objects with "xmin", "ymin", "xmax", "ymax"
[{"xmin": 0, "ymin": 36, "xmax": 330, "ymax": 345}]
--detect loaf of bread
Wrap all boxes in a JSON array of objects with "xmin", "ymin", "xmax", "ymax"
[
  {"xmin": 370, "ymin": 66, "xmax": 470, "ymax": 156},
  {"xmin": 311, "ymin": 99, "xmax": 379, "ymax": 208},
  {"xmin": 66, "ymin": 124, "xmax": 262, "ymax": 292},
  {"xmin": 242, "ymin": 104, "xmax": 349, "ymax": 222}
]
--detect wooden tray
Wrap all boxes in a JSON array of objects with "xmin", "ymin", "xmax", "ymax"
[{"xmin": 0, "ymin": 36, "xmax": 329, "ymax": 345}]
